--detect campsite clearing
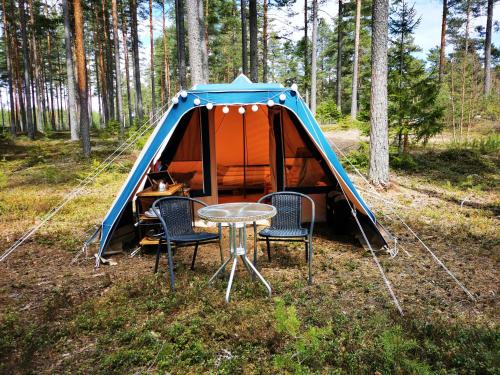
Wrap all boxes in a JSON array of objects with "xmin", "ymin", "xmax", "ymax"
[{"xmin": 0, "ymin": 132, "xmax": 498, "ymax": 374}]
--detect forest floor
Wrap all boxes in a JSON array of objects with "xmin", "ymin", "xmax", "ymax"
[{"xmin": 0, "ymin": 127, "xmax": 498, "ymax": 374}]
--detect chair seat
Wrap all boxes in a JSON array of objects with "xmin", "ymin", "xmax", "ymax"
[
  {"xmin": 259, "ymin": 227, "xmax": 309, "ymax": 238},
  {"xmin": 169, "ymin": 232, "xmax": 219, "ymax": 243}
]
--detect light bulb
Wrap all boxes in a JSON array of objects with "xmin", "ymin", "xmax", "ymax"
[
  {"xmin": 267, "ymin": 99, "xmax": 275, "ymax": 107},
  {"xmin": 251, "ymin": 104, "xmax": 259, "ymax": 112},
  {"xmin": 222, "ymin": 106, "xmax": 230, "ymax": 114},
  {"xmin": 291, "ymin": 83, "xmax": 298, "ymax": 92},
  {"xmin": 171, "ymin": 97, "xmax": 179, "ymax": 105},
  {"xmin": 238, "ymin": 106, "xmax": 246, "ymax": 114},
  {"xmin": 193, "ymin": 98, "xmax": 201, "ymax": 105},
  {"xmin": 279, "ymin": 93, "xmax": 286, "ymax": 102},
  {"xmin": 180, "ymin": 90, "xmax": 188, "ymax": 98},
  {"xmin": 206, "ymin": 102, "xmax": 214, "ymax": 110}
]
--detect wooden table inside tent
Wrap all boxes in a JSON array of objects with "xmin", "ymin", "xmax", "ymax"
[{"xmin": 136, "ymin": 183, "xmax": 189, "ymax": 246}]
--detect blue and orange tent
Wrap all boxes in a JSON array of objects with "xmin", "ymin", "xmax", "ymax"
[{"xmin": 96, "ymin": 75, "xmax": 387, "ymax": 262}]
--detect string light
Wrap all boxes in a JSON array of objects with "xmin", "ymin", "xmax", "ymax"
[
  {"xmin": 222, "ymin": 106, "xmax": 230, "ymax": 114},
  {"xmin": 291, "ymin": 83, "xmax": 298, "ymax": 92},
  {"xmin": 206, "ymin": 102, "xmax": 214, "ymax": 110},
  {"xmin": 171, "ymin": 97, "xmax": 179, "ymax": 105},
  {"xmin": 279, "ymin": 93, "xmax": 286, "ymax": 102},
  {"xmin": 238, "ymin": 106, "xmax": 246, "ymax": 114},
  {"xmin": 267, "ymin": 99, "xmax": 275, "ymax": 107},
  {"xmin": 180, "ymin": 90, "xmax": 188, "ymax": 98},
  {"xmin": 193, "ymin": 98, "xmax": 201, "ymax": 106},
  {"xmin": 251, "ymin": 104, "xmax": 259, "ymax": 112}
]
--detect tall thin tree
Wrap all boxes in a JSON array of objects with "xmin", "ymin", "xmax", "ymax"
[
  {"xmin": 149, "ymin": 0, "xmax": 156, "ymax": 115},
  {"xmin": 162, "ymin": 0, "xmax": 171, "ymax": 101},
  {"xmin": 310, "ymin": 0, "xmax": 318, "ymax": 114},
  {"xmin": 73, "ymin": 0, "xmax": 91, "ymax": 156},
  {"xmin": 241, "ymin": 0, "xmax": 248, "ymax": 75},
  {"xmin": 438, "ymin": 0, "xmax": 447, "ymax": 82},
  {"xmin": 63, "ymin": 0, "xmax": 79, "ymax": 140},
  {"xmin": 368, "ymin": 0, "xmax": 390, "ymax": 185},
  {"xmin": 262, "ymin": 0, "xmax": 268, "ymax": 82},
  {"xmin": 336, "ymin": 0, "xmax": 343, "ymax": 113},
  {"xmin": 112, "ymin": 0, "xmax": 124, "ymax": 132},
  {"xmin": 186, "ymin": 0, "xmax": 209, "ymax": 85},
  {"xmin": 351, "ymin": 0, "xmax": 361, "ymax": 118},
  {"xmin": 121, "ymin": 6, "xmax": 133, "ymax": 126},
  {"xmin": 483, "ymin": 0, "xmax": 493, "ymax": 95},
  {"xmin": 19, "ymin": 0, "xmax": 34, "ymax": 139},
  {"xmin": 249, "ymin": 0, "xmax": 258, "ymax": 82},
  {"xmin": 175, "ymin": 0, "xmax": 187, "ymax": 88},
  {"xmin": 130, "ymin": 0, "xmax": 143, "ymax": 118}
]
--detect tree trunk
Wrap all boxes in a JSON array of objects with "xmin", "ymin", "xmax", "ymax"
[
  {"xmin": 459, "ymin": 0, "xmax": 470, "ymax": 141},
  {"xmin": 28, "ymin": 0, "xmax": 43, "ymax": 133},
  {"xmin": 112, "ymin": 0, "xmax": 124, "ymax": 132},
  {"xmin": 73, "ymin": 0, "xmax": 91, "ymax": 157},
  {"xmin": 130, "ymin": 0, "xmax": 143, "ymax": 118},
  {"xmin": 121, "ymin": 7, "xmax": 133, "ymax": 126},
  {"xmin": 438, "ymin": 0, "xmax": 447, "ymax": 82},
  {"xmin": 95, "ymin": 5, "xmax": 109, "ymax": 126},
  {"xmin": 63, "ymin": 0, "xmax": 79, "ymax": 140},
  {"xmin": 162, "ymin": 0, "xmax": 171, "ymax": 103},
  {"xmin": 186, "ymin": 0, "xmax": 209, "ymax": 85},
  {"xmin": 175, "ymin": 0, "xmax": 187, "ymax": 88},
  {"xmin": 368, "ymin": 0, "xmax": 389, "ymax": 186},
  {"xmin": 336, "ymin": 0, "xmax": 343, "ymax": 113},
  {"xmin": 351, "ymin": 0, "xmax": 361, "ymax": 119},
  {"xmin": 241, "ymin": 0, "xmax": 248, "ymax": 75},
  {"xmin": 19, "ymin": 0, "xmax": 34, "ymax": 139},
  {"xmin": 262, "ymin": 0, "xmax": 268, "ymax": 82},
  {"xmin": 450, "ymin": 57, "xmax": 456, "ymax": 141},
  {"xmin": 310, "ymin": 0, "xmax": 318, "ymax": 114},
  {"xmin": 102, "ymin": 0, "xmax": 115, "ymax": 121},
  {"xmin": 149, "ymin": 0, "xmax": 156, "ymax": 116},
  {"xmin": 2, "ymin": 0, "xmax": 16, "ymax": 136},
  {"xmin": 304, "ymin": 0, "xmax": 308, "ymax": 102},
  {"xmin": 483, "ymin": 0, "xmax": 493, "ymax": 95},
  {"xmin": 249, "ymin": 0, "xmax": 258, "ymax": 82}
]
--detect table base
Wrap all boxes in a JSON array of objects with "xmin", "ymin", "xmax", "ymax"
[{"xmin": 208, "ymin": 223, "xmax": 272, "ymax": 302}]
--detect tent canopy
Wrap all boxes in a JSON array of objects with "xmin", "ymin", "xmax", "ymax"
[{"xmin": 97, "ymin": 75, "xmax": 387, "ymax": 259}]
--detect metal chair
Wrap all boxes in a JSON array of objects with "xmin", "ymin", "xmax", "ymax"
[
  {"xmin": 152, "ymin": 197, "xmax": 223, "ymax": 290},
  {"xmin": 254, "ymin": 192, "xmax": 315, "ymax": 284}
]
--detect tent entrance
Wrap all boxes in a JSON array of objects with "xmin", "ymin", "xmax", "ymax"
[{"xmin": 214, "ymin": 106, "xmax": 272, "ymax": 203}]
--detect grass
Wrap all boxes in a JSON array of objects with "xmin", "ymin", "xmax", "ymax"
[{"xmin": 0, "ymin": 132, "xmax": 499, "ymax": 374}]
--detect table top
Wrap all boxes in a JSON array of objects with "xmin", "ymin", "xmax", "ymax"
[
  {"xmin": 197, "ymin": 202, "xmax": 277, "ymax": 223},
  {"xmin": 136, "ymin": 183, "xmax": 182, "ymax": 197}
]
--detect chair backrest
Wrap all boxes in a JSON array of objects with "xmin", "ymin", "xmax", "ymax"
[
  {"xmin": 152, "ymin": 197, "xmax": 205, "ymax": 237},
  {"xmin": 259, "ymin": 192, "xmax": 314, "ymax": 231}
]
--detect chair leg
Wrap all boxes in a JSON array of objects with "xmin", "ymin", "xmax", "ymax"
[
  {"xmin": 305, "ymin": 240, "xmax": 309, "ymax": 262},
  {"xmin": 253, "ymin": 222, "xmax": 257, "ymax": 266},
  {"xmin": 166, "ymin": 241, "xmax": 175, "ymax": 291},
  {"xmin": 191, "ymin": 241, "xmax": 199, "ymax": 270},
  {"xmin": 266, "ymin": 238, "xmax": 271, "ymax": 261},
  {"xmin": 154, "ymin": 242, "xmax": 162, "ymax": 273},
  {"xmin": 308, "ymin": 237, "xmax": 313, "ymax": 285}
]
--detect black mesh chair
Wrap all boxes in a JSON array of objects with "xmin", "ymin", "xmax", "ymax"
[
  {"xmin": 152, "ymin": 197, "xmax": 223, "ymax": 290},
  {"xmin": 254, "ymin": 192, "xmax": 315, "ymax": 284}
]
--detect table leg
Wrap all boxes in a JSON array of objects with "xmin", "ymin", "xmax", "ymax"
[
  {"xmin": 225, "ymin": 257, "xmax": 238, "ymax": 303},
  {"xmin": 208, "ymin": 256, "xmax": 232, "ymax": 285},
  {"xmin": 242, "ymin": 255, "xmax": 272, "ymax": 297}
]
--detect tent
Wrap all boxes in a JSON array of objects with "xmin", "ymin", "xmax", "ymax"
[{"xmin": 96, "ymin": 75, "xmax": 388, "ymax": 262}]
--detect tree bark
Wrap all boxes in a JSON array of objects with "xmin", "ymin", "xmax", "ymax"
[
  {"xmin": 262, "ymin": 0, "xmax": 268, "ymax": 82},
  {"xmin": 130, "ymin": 0, "xmax": 143, "ymax": 118},
  {"xmin": 2, "ymin": 0, "xmax": 16, "ymax": 136},
  {"xmin": 186, "ymin": 0, "xmax": 209, "ymax": 85},
  {"xmin": 438, "ymin": 0, "xmax": 447, "ymax": 82},
  {"xmin": 310, "ymin": 0, "xmax": 318, "ymax": 114},
  {"xmin": 241, "ymin": 0, "xmax": 248, "ymax": 75},
  {"xmin": 459, "ymin": 0, "xmax": 470, "ymax": 140},
  {"xmin": 63, "ymin": 0, "xmax": 79, "ymax": 140},
  {"xmin": 368, "ymin": 0, "xmax": 389, "ymax": 185},
  {"xmin": 112, "ymin": 0, "xmax": 124, "ymax": 132},
  {"xmin": 304, "ymin": 0, "xmax": 308, "ymax": 102},
  {"xmin": 483, "ymin": 0, "xmax": 493, "ymax": 95},
  {"xmin": 28, "ymin": 0, "xmax": 43, "ymax": 133},
  {"xmin": 175, "ymin": 0, "xmax": 187, "ymax": 88},
  {"xmin": 73, "ymin": 0, "xmax": 91, "ymax": 156},
  {"xmin": 121, "ymin": 7, "xmax": 133, "ymax": 126},
  {"xmin": 102, "ymin": 0, "xmax": 115, "ymax": 121},
  {"xmin": 162, "ymin": 0, "xmax": 171, "ymax": 103},
  {"xmin": 19, "ymin": 0, "xmax": 34, "ymax": 139},
  {"xmin": 351, "ymin": 0, "xmax": 361, "ymax": 119},
  {"xmin": 249, "ymin": 0, "xmax": 258, "ymax": 82},
  {"xmin": 149, "ymin": 0, "xmax": 156, "ymax": 115},
  {"xmin": 336, "ymin": 0, "xmax": 343, "ymax": 113},
  {"xmin": 95, "ymin": 4, "xmax": 109, "ymax": 126}
]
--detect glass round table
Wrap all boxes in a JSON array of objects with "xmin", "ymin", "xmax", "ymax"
[{"xmin": 198, "ymin": 202, "xmax": 276, "ymax": 302}]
